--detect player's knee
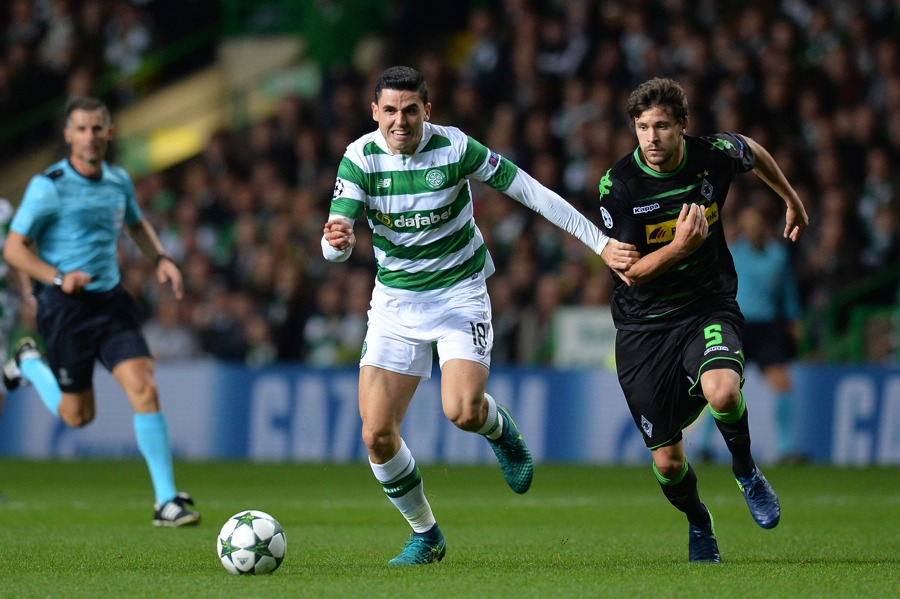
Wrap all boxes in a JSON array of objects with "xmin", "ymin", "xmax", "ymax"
[
  {"xmin": 654, "ymin": 455, "xmax": 685, "ymax": 480},
  {"xmin": 59, "ymin": 407, "xmax": 94, "ymax": 428},
  {"xmin": 361, "ymin": 426, "xmax": 398, "ymax": 460},
  {"xmin": 443, "ymin": 398, "xmax": 482, "ymax": 431},
  {"xmin": 127, "ymin": 378, "xmax": 159, "ymax": 411},
  {"xmin": 707, "ymin": 387, "xmax": 741, "ymax": 413},
  {"xmin": 703, "ymin": 376, "xmax": 741, "ymax": 413}
]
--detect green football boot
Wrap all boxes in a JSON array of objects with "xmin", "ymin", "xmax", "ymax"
[{"xmin": 487, "ymin": 405, "xmax": 533, "ymax": 494}]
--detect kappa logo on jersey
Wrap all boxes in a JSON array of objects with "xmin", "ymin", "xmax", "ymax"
[
  {"xmin": 598, "ymin": 169, "xmax": 613, "ymax": 199},
  {"xmin": 332, "ymin": 178, "xmax": 344, "ymax": 199},
  {"xmin": 644, "ymin": 201, "xmax": 720, "ymax": 244},
  {"xmin": 424, "ymin": 168, "xmax": 446, "ymax": 189},
  {"xmin": 600, "ymin": 206, "xmax": 613, "ymax": 229},
  {"xmin": 711, "ymin": 138, "xmax": 735, "ymax": 152},
  {"xmin": 488, "ymin": 151, "xmax": 500, "ymax": 167},
  {"xmin": 633, "ymin": 202, "xmax": 660, "ymax": 215}
]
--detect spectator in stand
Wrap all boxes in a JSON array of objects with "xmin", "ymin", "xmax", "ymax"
[{"xmin": 142, "ymin": 292, "xmax": 202, "ymax": 362}]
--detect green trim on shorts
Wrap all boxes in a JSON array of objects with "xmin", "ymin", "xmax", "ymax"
[
  {"xmin": 653, "ymin": 460, "xmax": 689, "ymax": 486},
  {"xmin": 710, "ymin": 391, "xmax": 747, "ymax": 424},
  {"xmin": 687, "ymin": 356, "xmax": 744, "ymax": 397},
  {"xmin": 646, "ymin": 403, "xmax": 708, "ymax": 450}
]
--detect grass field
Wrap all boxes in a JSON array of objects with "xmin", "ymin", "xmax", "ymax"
[{"xmin": 0, "ymin": 460, "xmax": 896, "ymax": 598}]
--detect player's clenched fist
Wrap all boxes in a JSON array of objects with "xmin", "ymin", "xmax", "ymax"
[{"xmin": 323, "ymin": 218, "xmax": 356, "ymax": 251}]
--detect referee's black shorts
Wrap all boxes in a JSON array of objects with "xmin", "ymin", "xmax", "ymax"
[
  {"xmin": 36, "ymin": 284, "xmax": 151, "ymax": 393},
  {"xmin": 615, "ymin": 311, "xmax": 745, "ymax": 450},
  {"xmin": 743, "ymin": 320, "xmax": 793, "ymax": 368}
]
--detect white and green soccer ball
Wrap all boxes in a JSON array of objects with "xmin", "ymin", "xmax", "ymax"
[{"xmin": 217, "ymin": 510, "xmax": 286, "ymax": 575}]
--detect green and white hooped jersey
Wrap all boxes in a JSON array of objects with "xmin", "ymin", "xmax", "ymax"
[{"xmin": 329, "ymin": 123, "xmax": 514, "ymax": 299}]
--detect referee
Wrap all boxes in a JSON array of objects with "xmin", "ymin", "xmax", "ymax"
[{"xmin": 4, "ymin": 96, "xmax": 200, "ymax": 527}]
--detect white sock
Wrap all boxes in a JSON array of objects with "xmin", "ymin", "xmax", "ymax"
[
  {"xmin": 477, "ymin": 393, "xmax": 502, "ymax": 439},
  {"xmin": 370, "ymin": 439, "xmax": 436, "ymax": 533}
]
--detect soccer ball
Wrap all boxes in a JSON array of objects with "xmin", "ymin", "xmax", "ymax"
[{"xmin": 217, "ymin": 510, "xmax": 287, "ymax": 575}]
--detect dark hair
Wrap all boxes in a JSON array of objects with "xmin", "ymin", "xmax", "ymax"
[
  {"xmin": 64, "ymin": 96, "xmax": 111, "ymax": 125},
  {"xmin": 374, "ymin": 66, "xmax": 428, "ymax": 105},
  {"xmin": 626, "ymin": 78, "xmax": 689, "ymax": 125}
]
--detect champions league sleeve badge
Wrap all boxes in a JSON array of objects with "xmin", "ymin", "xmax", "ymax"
[{"xmin": 601, "ymin": 206, "xmax": 613, "ymax": 229}]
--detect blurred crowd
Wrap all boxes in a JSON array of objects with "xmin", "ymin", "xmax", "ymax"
[
  {"xmin": 3, "ymin": 0, "xmax": 900, "ymax": 365},
  {"xmin": 0, "ymin": 0, "xmax": 216, "ymax": 158}
]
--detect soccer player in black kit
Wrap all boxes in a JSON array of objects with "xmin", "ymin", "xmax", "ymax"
[{"xmin": 598, "ymin": 78, "xmax": 808, "ymax": 562}]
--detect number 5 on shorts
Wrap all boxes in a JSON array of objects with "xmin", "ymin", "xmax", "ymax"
[{"xmin": 704, "ymin": 324, "xmax": 722, "ymax": 348}]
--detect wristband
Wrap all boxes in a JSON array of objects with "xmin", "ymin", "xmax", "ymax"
[{"xmin": 155, "ymin": 254, "xmax": 173, "ymax": 265}]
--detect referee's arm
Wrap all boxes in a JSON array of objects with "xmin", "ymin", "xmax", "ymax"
[
  {"xmin": 124, "ymin": 218, "xmax": 183, "ymax": 300},
  {"xmin": 4, "ymin": 231, "xmax": 57, "ymax": 285}
]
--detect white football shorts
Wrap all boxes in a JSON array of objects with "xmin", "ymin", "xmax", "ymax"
[{"xmin": 360, "ymin": 279, "xmax": 494, "ymax": 378}]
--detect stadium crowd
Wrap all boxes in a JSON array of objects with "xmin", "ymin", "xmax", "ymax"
[{"xmin": 3, "ymin": 0, "xmax": 900, "ymax": 365}]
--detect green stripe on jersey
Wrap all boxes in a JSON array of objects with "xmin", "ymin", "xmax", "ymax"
[
  {"xmin": 421, "ymin": 134, "xmax": 452, "ymax": 153},
  {"xmin": 460, "ymin": 136, "xmax": 488, "ymax": 174},
  {"xmin": 373, "ymin": 222, "xmax": 476, "ymax": 260},
  {"xmin": 362, "ymin": 140, "xmax": 389, "ymax": 156},
  {"xmin": 330, "ymin": 197, "xmax": 364, "ymax": 219},
  {"xmin": 337, "ymin": 154, "xmax": 368, "ymax": 184},
  {"xmin": 377, "ymin": 243, "xmax": 487, "ymax": 291}
]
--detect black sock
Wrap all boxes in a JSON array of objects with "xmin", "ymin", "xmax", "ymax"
[
  {"xmin": 713, "ymin": 401, "xmax": 756, "ymax": 478},
  {"xmin": 656, "ymin": 462, "xmax": 710, "ymax": 528}
]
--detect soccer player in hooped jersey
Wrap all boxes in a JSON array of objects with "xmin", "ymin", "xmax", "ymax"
[
  {"xmin": 597, "ymin": 78, "xmax": 808, "ymax": 562},
  {"xmin": 322, "ymin": 65, "xmax": 640, "ymax": 565}
]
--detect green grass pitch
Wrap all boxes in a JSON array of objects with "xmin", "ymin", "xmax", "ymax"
[{"xmin": 0, "ymin": 460, "xmax": 896, "ymax": 598}]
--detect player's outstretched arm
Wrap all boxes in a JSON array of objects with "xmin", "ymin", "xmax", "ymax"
[
  {"xmin": 743, "ymin": 135, "xmax": 809, "ymax": 242},
  {"xmin": 503, "ymin": 168, "xmax": 613, "ymax": 251},
  {"xmin": 601, "ymin": 239, "xmax": 640, "ymax": 286}
]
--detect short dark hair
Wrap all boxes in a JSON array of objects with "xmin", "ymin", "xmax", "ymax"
[
  {"xmin": 64, "ymin": 96, "xmax": 111, "ymax": 125},
  {"xmin": 374, "ymin": 66, "xmax": 428, "ymax": 105},
  {"xmin": 626, "ymin": 78, "xmax": 689, "ymax": 125}
]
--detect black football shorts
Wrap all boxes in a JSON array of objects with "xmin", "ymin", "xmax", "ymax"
[
  {"xmin": 615, "ymin": 312, "xmax": 745, "ymax": 449},
  {"xmin": 37, "ymin": 284, "xmax": 151, "ymax": 393}
]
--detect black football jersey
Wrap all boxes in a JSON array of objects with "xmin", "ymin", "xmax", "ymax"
[{"xmin": 598, "ymin": 133, "xmax": 755, "ymax": 330}]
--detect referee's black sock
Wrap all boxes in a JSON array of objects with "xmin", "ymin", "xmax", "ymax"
[
  {"xmin": 712, "ymin": 392, "xmax": 756, "ymax": 479},
  {"xmin": 654, "ymin": 461, "xmax": 710, "ymax": 528}
]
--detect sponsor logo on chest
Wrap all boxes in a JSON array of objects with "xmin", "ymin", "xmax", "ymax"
[{"xmin": 644, "ymin": 201, "xmax": 719, "ymax": 244}]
